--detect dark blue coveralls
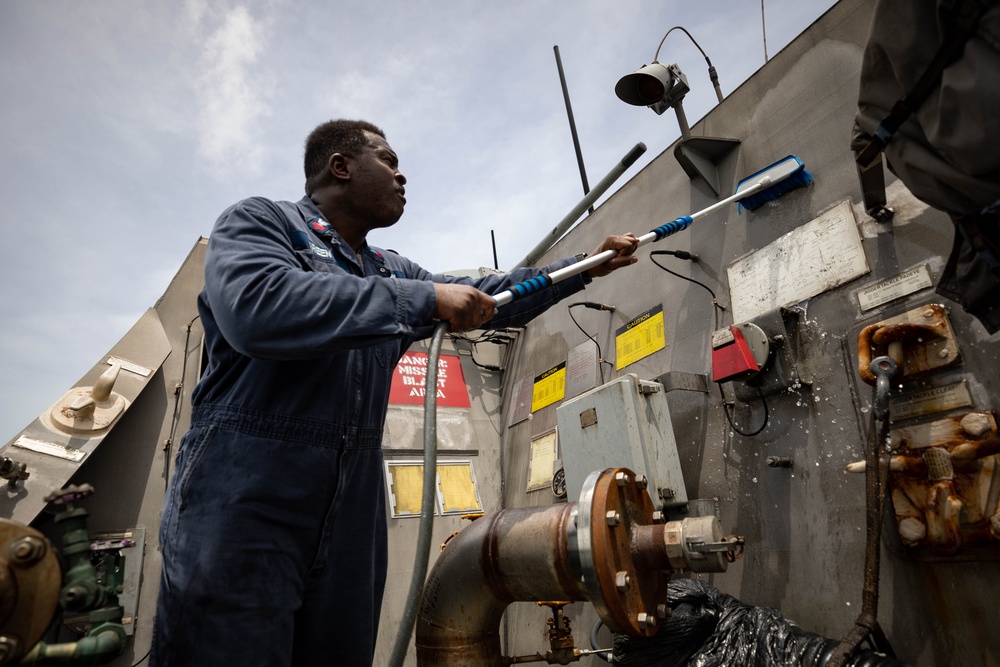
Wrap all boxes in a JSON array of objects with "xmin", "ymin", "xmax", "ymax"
[{"xmin": 151, "ymin": 195, "xmax": 589, "ymax": 666}]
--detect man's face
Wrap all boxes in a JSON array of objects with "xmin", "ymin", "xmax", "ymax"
[{"xmin": 350, "ymin": 132, "xmax": 407, "ymax": 230}]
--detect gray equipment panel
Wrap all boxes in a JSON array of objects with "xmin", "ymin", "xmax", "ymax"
[{"xmin": 556, "ymin": 373, "xmax": 687, "ymax": 508}]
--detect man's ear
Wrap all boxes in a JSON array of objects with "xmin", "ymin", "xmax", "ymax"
[{"xmin": 328, "ymin": 152, "xmax": 352, "ymax": 181}]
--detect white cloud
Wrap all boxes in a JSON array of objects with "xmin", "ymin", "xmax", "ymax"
[{"xmin": 194, "ymin": 5, "xmax": 273, "ymax": 178}]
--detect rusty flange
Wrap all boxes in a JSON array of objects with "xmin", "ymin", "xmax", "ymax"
[
  {"xmin": 0, "ymin": 519, "xmax": 61, "ymax": 665},
  {"xmin": 575, "ymin": 468, "xmax": 664, "ymax": 637}
]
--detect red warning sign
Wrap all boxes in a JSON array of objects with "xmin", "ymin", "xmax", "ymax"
[{"xmin": 388, "ymin": 352, "xmax": 471, "ymax": 408}]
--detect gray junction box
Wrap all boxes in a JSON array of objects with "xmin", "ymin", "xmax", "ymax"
[{"xmin": 556, "ymin": 374, "xmax": 688, "ymax": 509}]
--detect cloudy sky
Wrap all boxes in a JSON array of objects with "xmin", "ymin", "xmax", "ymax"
[{"xmin": 0, "ymin": 0, "xmax": 838, "ymax": 439}]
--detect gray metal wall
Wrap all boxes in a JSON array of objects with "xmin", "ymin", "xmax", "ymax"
[
  {"xmin": 495, "ymin": 1, "xmax": 998, "ymax": 665},
  {"xmin": 14, "ymin": 238, "xmax": 207, "ymax": 666},
  {"xmin": 6, "ymin": 1, "xmax": 998, "ymax": 665}
]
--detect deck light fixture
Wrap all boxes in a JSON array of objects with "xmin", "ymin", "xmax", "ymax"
[
  {"xmin": 615, "ymin": 62, "xmax": 690, "ymax": 117},
  {"xmin": 614, "ymin": 26, "xmax": 738, "ymax": 196}
]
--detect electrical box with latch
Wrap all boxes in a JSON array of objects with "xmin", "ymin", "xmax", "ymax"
[{"xmin": 556, "ymin": 374, "xmax": 687, "ymax": 512}]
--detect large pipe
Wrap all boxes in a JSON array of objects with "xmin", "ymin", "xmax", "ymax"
[
  {"xmin": 415, "ymin": 468, "xmax": 738, "ymax": 667},
  {"xmin": 415, "ymin": 503, "xmax": 585, "ymax": 667}
]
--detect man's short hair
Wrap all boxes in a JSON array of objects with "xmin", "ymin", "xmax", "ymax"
[{"xmin": 304, "ymin": 119, "xmax": 386, "ymax": 194}]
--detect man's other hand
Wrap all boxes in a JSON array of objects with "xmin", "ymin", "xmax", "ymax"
[
  {"xmin": 433, "ymin": 284, "xmax": 497, "ymax": 332},
  {"xmin": 584, "ymin": 233, "xmax": 640, "ymax": 279}
]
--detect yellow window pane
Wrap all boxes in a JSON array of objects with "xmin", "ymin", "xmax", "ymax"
[
  {"xmin": 439, "ymin": 464, "xmax": 481, "ymax": 513},
  {"xmin": 389, "ymin": 464, "xmax": 426, "ymax": 516}
]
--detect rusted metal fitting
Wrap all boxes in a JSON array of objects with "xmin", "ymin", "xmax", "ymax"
[
  {"xmin": 857, "ymin": 304, "xmax": 958, "ymax": 385},
  {"xmin": 766, "ymin": 456, "xmax": 793, "ymax": 468}
]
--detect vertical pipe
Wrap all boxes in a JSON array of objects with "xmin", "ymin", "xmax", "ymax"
[
  {"xmin": 553, "ymin": 45, "xmax": 593, "ymax": 215},
  {"xmin": 491, "ymin": 229, "xmax": 499, "ymax": 271},
  {"xmin": 761, "ymin": 0, "xmax": 769, "ymax": 62}
]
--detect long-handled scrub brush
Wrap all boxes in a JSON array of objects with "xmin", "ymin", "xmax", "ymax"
[{"xmin": 493, "ymin": 154, "xmax": 814, "ymax": 308}]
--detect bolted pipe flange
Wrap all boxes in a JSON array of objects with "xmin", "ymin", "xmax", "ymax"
[
  {"xmin": 576, "ymin": 467, "xmax": 663, "ymax": 638},
  {"xmin": 0, "ymin": 520, "xmax": 61, "ymax": 665}
]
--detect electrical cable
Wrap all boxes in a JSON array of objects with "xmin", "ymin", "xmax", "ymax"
[
  {"xmin": 589, "ymin": 617, "xmax": 614, "ymax": 663},
  {"xmin": 719, "ymin": 382, "xmax": 770, "ymax": 437},
  {"xmin": 650, "ymin": 250, "xmax": 769, "ymax": 436},
  {"xmin": 466, "ymin": 343, "xmax": 502, "ymax": 372},
  {"xmin": 567, "ymin": 301, "xmax": 615, "ymax": 384},
  {"xmin": 651, "ymin": 26, "xmax": 725, "ymax": 104},
  {"xmin": 649, "ymin": 251, "xmax": 724, "ymax": 330},
  {"xmin": 163, "ymin": 315, "xmax": 200, "ymax": 491}
]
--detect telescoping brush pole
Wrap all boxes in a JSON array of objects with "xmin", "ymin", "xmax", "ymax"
[{"xmin": 493, "ymin": 155, "xmax": 812, "ymax": 308}]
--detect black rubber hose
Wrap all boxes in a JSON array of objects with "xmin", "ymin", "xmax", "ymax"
[{"xmin": 590, "ymin": 617, "xmax": 614, "ymax": 663}]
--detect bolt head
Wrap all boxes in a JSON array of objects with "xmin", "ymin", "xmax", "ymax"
[
  {"xmin": 606, "ymin": 511, "xmax": 621, "ymax": 527},
  {"xmin": 615, "ymin": 571, "xmax": 631, "ymax": 591},
  {"xmin": 652, "ymin": 511, "xmax": 665, "ymax": 524},
  {"xmin": 9, "ymin": 537, "xmax": 45, "ymax": 566},
  {"xmin": 637, "ymin": 612, "xmax": 657, "ymax": 628},
  {"xmin": 635, "ymin": 475, "xmax": 648, "ymax": 490},
  {"xmin": 615, "ymin": 472, "xmax": 630, "ymax": 487},
  {"xmin": 657, "ymin": 603, "xmax": 670, "ymax": 619}
]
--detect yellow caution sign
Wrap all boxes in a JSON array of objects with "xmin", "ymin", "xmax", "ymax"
[
  {"xmin": 531, "ymin": 362, "xmax": 567, "ymax": 412},
  {"xmin": 615, "ymin": 305, "xmax": 665, "ymax": 369}
]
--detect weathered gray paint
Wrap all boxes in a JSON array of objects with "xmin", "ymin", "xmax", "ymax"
[
  {"xmin": 496, "ymin": 1, "xmax": 998, "ymax": 665},
  {"xmin": 25, "ymin": 238, "xmax": 207, "ymax": 664},
  {"xmin": 6, "ymin": 1, "xmax": 998, "ymax": 665}
]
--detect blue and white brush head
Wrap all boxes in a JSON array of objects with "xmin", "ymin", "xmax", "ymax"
[{"xmin": 735, "ymin": 155, "xmax": 814, "ymax": 213}]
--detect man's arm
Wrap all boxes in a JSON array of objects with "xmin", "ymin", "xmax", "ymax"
[
  {"xmin": 204, "ymin": 198, "xmax": 439, "ymax": 359},
  {"xmin": 426, "ymin": 233, "xmax": 640, "ymax": 333}
]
